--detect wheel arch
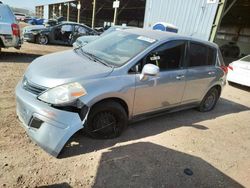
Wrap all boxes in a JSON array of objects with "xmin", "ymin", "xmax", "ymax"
[
  {"xmin": 203, "ymin": 84, "xmax": 222, "ymax": 100},
  {"xmin": 89, "ymin": 97, "xmax": 129, "ymax": 117}
]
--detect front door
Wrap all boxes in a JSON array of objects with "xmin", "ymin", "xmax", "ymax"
[
  {"xmin": 133, "ymin": 40, "xmax": 188, "ymax": 115},
  {"xmin": 52, "ymin": 24, "xmax": 73, "ymax": 45}
]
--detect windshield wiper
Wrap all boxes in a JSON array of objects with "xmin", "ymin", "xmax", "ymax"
[{"xmin": 80, "ymin": 49, "xmax": 113, "ymax": 68}]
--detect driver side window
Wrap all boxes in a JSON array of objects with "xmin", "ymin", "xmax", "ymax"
[{"xmin": 132, "ymin": 40, "xmax": 186, "ymax": 73}]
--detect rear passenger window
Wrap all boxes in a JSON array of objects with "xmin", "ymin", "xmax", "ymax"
[
  {"xmin": 189, "ymin": 42, "xmax": 216, "ymax": 67},
  {"xmin": 207, "ymin": 47, "xmax": 216, "ymax": 65}
]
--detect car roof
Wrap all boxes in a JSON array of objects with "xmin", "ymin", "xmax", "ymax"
[
  {"xmin": 112, "ymin": 25, "xmax": 135, "ymax": 29},
  {"xmin": 124, "ymin": 28, "xmax": 218, "ymax": 49},
  {"xmin": 61, "ymin": 21, "xmax": 88, "ymax": 26},
  {"xmin": 59, "ymin": 21, "xmax": 93, "ymax": 29}
]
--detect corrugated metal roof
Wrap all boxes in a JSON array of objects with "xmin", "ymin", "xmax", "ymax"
[{"xmin": 144, "ymin": 0, "xmax": 220, "ymax": 40}]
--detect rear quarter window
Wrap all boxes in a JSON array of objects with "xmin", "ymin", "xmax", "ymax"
[
  {"xmin": 189, "ymin": 42, "xmax": 217, "ymax": 67},
  {"xmin": 207, "ymin": 47, "xmax": 216, "ymax": 66}
]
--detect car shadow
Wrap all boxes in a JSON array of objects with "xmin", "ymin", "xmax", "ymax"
[
  {"xmin": 59, "ymin": 98, "xmax": 250, "ymax": 158},
  {"xmin": 0, "ymin": 51, "xmax": 41, "ymax": 63},
  {"xmin": 93, "ymin": 142, "xmax": 243, "ymax": 188},
  {"xmin": 37, "ymin": 183, "xmax": 72, "ymax": 188},
  {"xmin": 229, "ymin": 82, "xmax": 250, "ymax": 92}
]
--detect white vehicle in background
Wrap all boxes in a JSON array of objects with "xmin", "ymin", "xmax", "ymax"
[
  {"xmin": 227, "ymin": 55, "xmax": 250, "ymax": 87},
  {"xmin": 0, "ymin": 2, "xmax": 22, "ymax": 53},
  {"xmin": 14, "ymin": 13, "xmax": 26, "ymax": 22}
]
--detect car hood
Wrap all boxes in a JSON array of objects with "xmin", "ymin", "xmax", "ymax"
[{"xmin": 25, "ymin": 50, "xmax": 113, "ymax": 88}]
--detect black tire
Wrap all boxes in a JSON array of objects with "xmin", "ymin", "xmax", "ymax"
[
  {"xmin": 198, "ymin": 87, "xmax": 219, "ymax": 112},
  {"xmin": 85, "ymin": 101, "xmax": 128, "ymax": 139},
  {"xmin": 37, "ymin": 35, "xmax": 48, "ymax": 45}
]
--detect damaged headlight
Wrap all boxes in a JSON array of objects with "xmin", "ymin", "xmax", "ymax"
[{"xmin": 38, "ymin": 82, "xmax": 87, "ymax": 105}]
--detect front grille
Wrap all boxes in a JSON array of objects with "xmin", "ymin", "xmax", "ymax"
[{"xmin": 22, "ymin": 77, "xmax": 47, "ymax": 95}]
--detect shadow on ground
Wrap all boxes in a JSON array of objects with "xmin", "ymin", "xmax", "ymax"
[
  {"xmin": 92, "ymin": 142, "xmax": 243, "ymax": 188},
  {"xmin": 0, "ymin": 51, "xmax": 41, "ymax": 63},
  {"xmin": 37, "ymin": 183, "xmax": 71, "ymax": 188},
  {"xmin": 60, "ymin": 98, "xmax": 250, "ymax": 158},
  {"xmin": 228, "ymin": 82, "xmax": 250, "ymax": 92}
]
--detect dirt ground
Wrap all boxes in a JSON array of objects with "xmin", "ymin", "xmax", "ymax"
[{"xmin": 0, "ymin": 42, "xmax": 250, "ymax": 188}]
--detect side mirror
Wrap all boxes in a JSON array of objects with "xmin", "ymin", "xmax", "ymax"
[{"xmin": 140, "ymin": 64, "xmax": 159, "ymax": 81}]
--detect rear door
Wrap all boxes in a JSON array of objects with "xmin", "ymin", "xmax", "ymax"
[
  {"xmin": 182, "ymin": 42, "xmax": 217, "ymax": 104},
  {"xmin": 51, "ymin": 24, "xmax": 73, "ymax": 45}
]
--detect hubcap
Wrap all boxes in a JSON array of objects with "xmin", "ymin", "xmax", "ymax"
[
  {"xmin": 91, "ymin": 111, "xmax": 118, "ymax": 135},
  {"xmin": 39, "ymin": 36, "xmax": 47, "ymax": 44},
  {"xmin": 204, "ymin": 93, "xmax": 215, "ymax": 109}
]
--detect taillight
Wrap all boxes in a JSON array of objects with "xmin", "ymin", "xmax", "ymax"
[
  {"xmin": 228, "ymin": 64, "xmax": 233, "ymax": 71},
  {"xmin": 220, "ymin": 65, "xmax": 228, "ymax": 74},
  {"xmin": 11, "ymin": 23, "xmax": 20, "ymax": 37}
]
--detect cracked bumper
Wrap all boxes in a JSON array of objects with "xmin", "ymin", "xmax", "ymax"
[{"xmin": 15, "ymin": 82, "xmax": 87, "ymax": 157}]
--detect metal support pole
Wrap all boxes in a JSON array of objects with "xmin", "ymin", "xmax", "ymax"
[
  {"xmin": 92, "ymin": 0, "xmax": 96, "ymax": 29},
  {"xmin": 113, "ymin": 7, "xmax": 118, "ymax": 25},
  {"xmin": 209, "ymin": 0, "xmax": 227, "ymax": 42},
  {"xmin": 113, "ymin": 0, "xmax": 118, "ymax": 25},
  {"xmin": 222, "ymin": 0, "xmax": 237, "ymax": 18},
  {"xmin": 67, "ymin": 2, "xmax": 70, "ymax": 21},
  {"xmin": 77, "ymin": 1, "xmax": 81, "ymax": 23},
  {"xmin": 59, "ymin": 4, "xmax": 62, "ymax": 17},
  {"xmin": 53, "ymin": 5, "xmax": 55, "ymax": 19}
]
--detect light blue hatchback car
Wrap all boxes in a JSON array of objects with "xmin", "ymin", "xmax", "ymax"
[{"xmin": 16, "ymin": 28, "xmax": 227, "ymax": 157}]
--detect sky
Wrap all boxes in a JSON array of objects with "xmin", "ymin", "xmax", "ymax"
[{"xmin": 2, "ymin": 0, "xmax": 71, "ymax": 11}]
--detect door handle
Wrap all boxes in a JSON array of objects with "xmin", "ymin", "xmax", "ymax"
[
  {"xmin": 208, "ymin": 71, "xmax": 215, "ymax": 75},
  {"xmin": 176, "ymin": 75, "xmax": 185, "ymax": 80}
]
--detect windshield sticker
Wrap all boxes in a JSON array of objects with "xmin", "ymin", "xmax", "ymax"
[
  {"xmin": 150, "ymin": 55, "xmax": 160, "ymax": 61},
  {"xmin": 137, "ymin": 36, "xmax": 156, "ymax": 43}
]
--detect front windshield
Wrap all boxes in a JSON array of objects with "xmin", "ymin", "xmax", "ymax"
[
  {"xmin": 240, "ymin": 55, "xmax": 250, "ymax": 62},
  {"xmin": 81, "ymin": 31, "xmax": 156, "ymax": 67}
]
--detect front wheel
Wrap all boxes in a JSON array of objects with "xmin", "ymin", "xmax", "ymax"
[
  {"xmin": 37, "ymin": 35, "xmax": 48, "ymax": 45},
  {"xmin": 85, "ymin": 101, "xmax": 128, "ymax": 139},
  {"xmin": 198, "ymin": 88, "xmax": 219, "ymax": 112}
]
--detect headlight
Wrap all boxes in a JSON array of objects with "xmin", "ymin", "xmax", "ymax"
[{"xmin": 38, "ymin": 82, "xmax": 87, "ymax": 105}]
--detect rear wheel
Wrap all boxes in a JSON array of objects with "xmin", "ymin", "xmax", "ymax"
[
  {"xmin": 198, "ymin": 87, "xmax": 219, "ymax": 112},
  {"xmin": 37, "ymin": 35, "xmax": 48, "ymax": 45},
  {"xmin": 85, "ymin": 101, "xmax": 128, "ymax": 139}
]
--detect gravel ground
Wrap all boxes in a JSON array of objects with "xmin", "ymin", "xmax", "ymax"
[{"xmin": 0, "ymin": 42, "xmax": 250, "ymax": 188}]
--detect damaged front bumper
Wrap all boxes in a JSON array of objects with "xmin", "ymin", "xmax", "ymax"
[{"xmin": 15, "ymin": 82, "xmax": 88, "ymax": 157}]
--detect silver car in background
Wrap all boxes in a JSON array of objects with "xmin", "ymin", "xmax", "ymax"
[
  {"xmin": 0, "ymin": 2, "xmax": 22, "ymax": 53},
  {"xmin": 16, "ymin": 29, "xmax": 227, "ymax": 157}
]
